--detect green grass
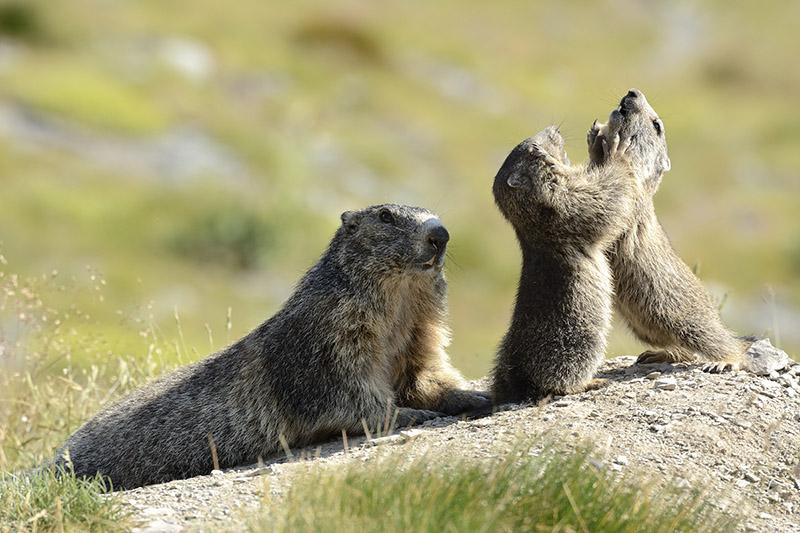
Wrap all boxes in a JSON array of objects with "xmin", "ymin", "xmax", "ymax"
[
  {"xmin": 1, "ymin": 60, "xmax": 169, "ymax": 135},
  {"xmin": 250, "ymin": 444, "xmax": 740, "ymax": 533},
  {"xmin": 0, "ymin": 469, "xmax": 131, "ymax": 533},
  {"xmin": 0, "ymin": 0, "xmax": 798, "ymax": 378}
]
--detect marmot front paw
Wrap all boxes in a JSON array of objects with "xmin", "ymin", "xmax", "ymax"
[
  {"xmin": 437, "ymin": 389, "xmax": 492, "ymax": 415},
  {"xmin": 587, "ymin": 119, "xmax": 607, "ymax": 165},
  {"xmin": 394, "ymin": 408, "xmax": 446, "ymax": 427},
  {"xmin": 702, "ymin": 360, "xmax": 741, "ymax": 373}
]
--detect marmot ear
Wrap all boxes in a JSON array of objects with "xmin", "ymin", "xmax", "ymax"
[
  {"xmin": 507, "ymin": 173, "xmax": 524, "ymax": 188},
  {"xmin": 662, "ymin": 156, "xmax": 671, "ymax": 173},
  {"xmin": 340, "ymin": 210, "xmax": 358, "ymax": 233}
]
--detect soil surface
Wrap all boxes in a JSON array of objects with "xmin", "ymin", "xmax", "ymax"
[{"xmin": 119, "ymin": 356, "xmax": 800, "ymax": 532}]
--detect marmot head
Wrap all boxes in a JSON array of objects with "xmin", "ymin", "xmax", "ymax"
[
  {"xmin": 591, "ymin": 88, "xmax": 670, "ymax": 194},
  {"xmin": 493, "ymin": 126, "xmax": 577, "ymax": 242},
  {"xmin": 332, "ymin": 204, "xmax": 450, "ymax": 279}
]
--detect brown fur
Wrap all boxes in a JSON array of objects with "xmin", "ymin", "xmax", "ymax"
[
  {"xmin": 54, "ymin": 204, "xmax": 489, "ymax": 489},
  {"xmin": 491, "ymin": 126, "xmax": 640, "ymax": 403},
  {"xmin": 589, "ymin": 89, "xmax": 750, "ymax": 372}
]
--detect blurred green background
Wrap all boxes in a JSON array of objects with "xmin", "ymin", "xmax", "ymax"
[{"xmin": 0, "ymin": 0, "xmax": 798, "ymax": 378}]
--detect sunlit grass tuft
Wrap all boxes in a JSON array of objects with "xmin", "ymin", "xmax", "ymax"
[
  {"xmin": 251, "ymin": 444, "xmax": 740, "ymax": 533},
  {"xmin": 0, "ymin": 468, "xmax": 131, "ymax": 532}
]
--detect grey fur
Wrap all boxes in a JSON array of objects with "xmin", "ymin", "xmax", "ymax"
[
  {"xmin": 54, "ymin": 204, "xmax": 489, "ymax": 489},
  {"xmin": 491, "ymin": 126, "xmax": 640, "ymax": 403},
  {"xmin": 588, "ymin": 89, "xmax": 749, "ymax": 372}
]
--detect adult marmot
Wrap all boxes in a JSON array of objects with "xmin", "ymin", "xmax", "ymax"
[
  {"xmin": 491, "ymin": 126, "xmax": 639, "ymax": 403},
  {"xmin": 588, "ymin": 89, "xmax": 749, "ymax": 372},
  {"xmin": 55, "ymin": 204, "xmax": 489, "ymax": 489}
]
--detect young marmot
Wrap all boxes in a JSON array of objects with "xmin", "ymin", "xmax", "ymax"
[
  {"xmin": 588, "ymin": 89, "xmax": 750, "ymax": 372},
  {"xmin": 491, "ymin": 126, "xmax": 639, "ymax": 403},
  {"xmin": 55, "ymin": 204, "xmax": 489, "ymax": 489}
]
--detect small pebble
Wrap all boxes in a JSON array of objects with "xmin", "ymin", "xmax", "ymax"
[
  {"xmin": 400, "ymin": 428, "xmax": 427, "ymax": 439},
  {"xmin": 743, "ymin": 472, "xmax": 760, "ymax": 483},
  {"xmin": 645, "ymin": 371, "xmax": 662, "ymax": 380},
  {"xmin": 654, "ymin": 377, "xmax": 677, "ymax": 391},
  {"xmin": 210, "ymin": 469, "xmax": 224, "ymax": 477},
  {"xmin": 365, "ymin": 434, "xmax": 404, "ymax": 447}
]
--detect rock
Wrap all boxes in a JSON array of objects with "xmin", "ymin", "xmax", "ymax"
[
  {"xmin": 132, "ymin": 519, "xmax": 182, "ymax": 533},
  {"xmin": 365, "ymin": 434, "xmax": 404, "ymax": 447},
  {"xmin": 645, "ymin": 371, "xmax": 662, "ymax": 380},
  {"xmin": 159, "ymin": 38, "xmax": 215, "ymax": 81},
  {"xmin": 654, "ymin": 377, "xmax": 677, "ymax": 390},
  {"xmin": 399, "ymin": 428, "xmax": 427, "ymax": 440},
  {"xmin": 744, "ymin": 472, "xmax": 761, "ymax": 483},
  {"xmin": 743, "ymin": 339, "xmax": 790, "ymax": 375},
  {"xmin": 210, "ymin": 469, "xmax": 224, "ymax": 477},
  {"xmin": 613, "ymin": 455, "xmax": 629, "ymax": 465}
]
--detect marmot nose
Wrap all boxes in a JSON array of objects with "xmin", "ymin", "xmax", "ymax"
[
  {"xmin": 427, "ymin": 224, "xmax": 450, "ymax": 250},
  {"xmin": 621, "ymin": 88, "xmax": 644, "ymax": 110}
]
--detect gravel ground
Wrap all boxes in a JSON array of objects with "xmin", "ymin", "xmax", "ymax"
[{"xmin": 120, "ymin": 356, "xmax": 800, "ymax": 532}]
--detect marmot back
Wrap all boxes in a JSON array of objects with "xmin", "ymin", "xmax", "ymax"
[
  {"xmin": 491, "ymin": 127, "xmax": 639, "ymax": 403},
  {"xmin": 55, "ymin": 204, "xmax": 489, "ymax": 489}
]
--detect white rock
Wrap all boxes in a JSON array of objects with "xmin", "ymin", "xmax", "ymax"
[
  {"xmin": 645, "ymin": 371, "xmax": 662, "ymax": 380},
  {"xmin": 365, "ymin": 434, "xmax": 405, "ymax": 447},
  {"xmin": 743, "ymin": 472, "xmax": 760, "ymax": 483},
  {"xmin": 132, "ymin": 520, "xmax": 181, "ymax": 533},
  {"xmin": 160, "ymin": 38, "xmax": 215, "ymax": 81},
  {"xmin": 654, "ymin": 377, "xmax": 677, "ymax": 390},
  {"xmin": 743, "ymin": 339, "xmax": 790, "ymax": 375},
  {"xmin": 400, "ymin": 428, "xmax": 427, "ymax": 439}
]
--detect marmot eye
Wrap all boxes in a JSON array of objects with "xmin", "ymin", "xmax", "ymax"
[
  {"xmin": 653, "ymin": 119, "xmax": 662, "ymax": 135},
  {"xmin": 379, "ymin": 210, "xmax": 395, "ymax": 225}
]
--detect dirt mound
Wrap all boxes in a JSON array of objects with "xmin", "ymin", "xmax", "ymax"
[{"xmin": 121, "ymin": 356, "xmax": 800, "ymax": 532}]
